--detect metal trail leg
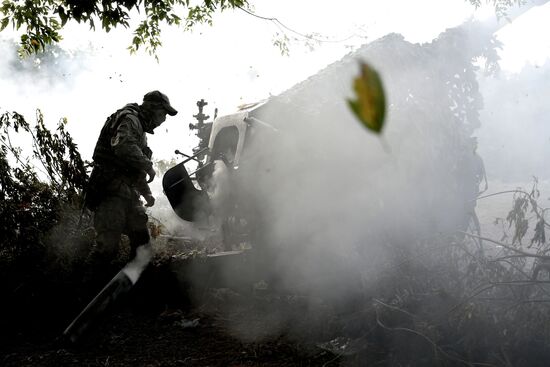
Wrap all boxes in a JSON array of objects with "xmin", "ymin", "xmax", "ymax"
[{"xmin": 62, "ymin": 245, "xmax": 152, "ymax": 344}]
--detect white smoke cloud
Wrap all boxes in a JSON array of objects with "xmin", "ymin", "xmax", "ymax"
[{"xmin": 477, "ymin": 62, "xmax": 550, "ymax": 182}]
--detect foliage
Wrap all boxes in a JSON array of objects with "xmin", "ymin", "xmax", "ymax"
[
  {"xmin": 271, "ymin": 31, "xmax": 290, "ymax": 56},
  {"xmin": 349, "ymin": 229, "xmax": 550, "ymax": 366},
  {"xmin": 154, "ymin": 157, "xmax": 178, "ymax": 176},
  {"xmin": 505, "ymin": 181, "xmax": 548, "ymax": 248},
  {"xmin": 0, "ymin": 109, "xmax": 87, "ymax": 263},
  {"xmin": 356, "ymin": 184, "xmax": 550, "ymax": 366},
  {"xmin": 468, "ymin": 0, "xmax": 527, "ymax": 19},
  {"xmin": 0, "ymin": 1, "xmax": 533, "ymax": 59},
  {"xmin": 0, "ymin": 0, "xmax": 248, "ymax": 57}
]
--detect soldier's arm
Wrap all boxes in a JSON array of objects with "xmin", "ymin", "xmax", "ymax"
[{"xmin": 111, "ymin": 116, "xmax": 153, "ymax": 172}]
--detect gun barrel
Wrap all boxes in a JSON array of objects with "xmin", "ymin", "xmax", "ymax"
[
  {"xmin": 62, "ymin": 270, "xmax": 133, "ymax": 344},
  {"xmin": 62, "ymin": 245, "xmax": 152, "ymax": 344}
]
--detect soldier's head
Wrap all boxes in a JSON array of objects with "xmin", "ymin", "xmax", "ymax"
[{"xmin": 141, "ymin": 90, "xmax": 178, "ymax": 132}]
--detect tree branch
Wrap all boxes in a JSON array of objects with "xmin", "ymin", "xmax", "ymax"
[{"xmin": 460, "ymin": 232, "xmax": 549, "ymax": 259}]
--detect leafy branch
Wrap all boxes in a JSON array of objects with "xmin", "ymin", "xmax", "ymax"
[
  {"xmin": 0, "ymin": 109, "xmax": 87, "ymax": 201},
  {"xmin": 476, "ymin": 184, "xmax": 549, "ymax": 247},
  {"xmin": 467, "ymin": 0, "xmax": 527, "ymax": 19},
  {"xmin": 0, "ymin": 0, "xmax": 249, "ymax": 58}
]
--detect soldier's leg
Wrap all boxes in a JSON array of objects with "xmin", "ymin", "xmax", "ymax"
[
  {"xmin": 126, "ymin": 203, "xmax": 150, "ymax": 260},
  {"xmin": 92, "ymin": 196, "xmax": 127, "ymax": 266}
]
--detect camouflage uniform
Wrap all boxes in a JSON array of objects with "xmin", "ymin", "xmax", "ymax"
[
  {"xmin": 86, "ymin": 92, "xmax": 177, "ymax": 264},
  {"xmin": 86, "ymin": 103, "xmax": 152, "ymax": 262}
]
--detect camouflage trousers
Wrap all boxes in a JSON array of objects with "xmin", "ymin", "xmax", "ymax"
[{"xmin": 93, "ymin": 194, "xmax": 150, "ymax": 264}]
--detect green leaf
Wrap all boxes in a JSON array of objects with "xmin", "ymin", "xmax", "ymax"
[
  {"xmin": 0, "ymin": 17, "xmax": 9, "ymax": 32},
  {"xmin": 347, "ymin": 62, "xmax": 386, "ymax": 134},
  {"xmin": 57, "ymin": 6, "xmax": 68, "ymax": 26}
]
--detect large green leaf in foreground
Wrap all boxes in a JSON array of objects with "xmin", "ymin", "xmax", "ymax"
[{"xmin": 347, "ymin": 62, "xmax": 386, "ymax": 134}]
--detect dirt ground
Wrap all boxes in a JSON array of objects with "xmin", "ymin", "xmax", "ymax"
[
  {"xmin": 1, "ymin": 269, "xmax": 339, "ymax": 367},
  {"xmin": 2, "ymin": 310, "xmax": 335, "ymax": 366}
]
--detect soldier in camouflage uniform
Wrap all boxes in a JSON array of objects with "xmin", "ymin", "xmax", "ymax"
[{"xmin": 85, "ymin": 91, "xmax": 177, "ymax": 266}]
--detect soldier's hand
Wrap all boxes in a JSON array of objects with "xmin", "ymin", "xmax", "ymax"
[
  {"xmin": 144, "ymin": 194, "xmax": 155, "ymax": 207},
  {"xmin": 146, "ymin": 167, "xmax": 156, "ymax": 183}
]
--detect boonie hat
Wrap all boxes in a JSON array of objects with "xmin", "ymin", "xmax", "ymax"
[{"xmin": 143, "ymin": 90, "xmax": 178, "ymax": 116}]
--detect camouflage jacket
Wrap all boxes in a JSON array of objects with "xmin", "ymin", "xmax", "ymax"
[{"xmin": 90, "ymin": 103, "xmax": 153, "ymax": 202}]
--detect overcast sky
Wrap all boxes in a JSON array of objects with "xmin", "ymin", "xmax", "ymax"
[{"xmin": 0, "ymin": 0, "xmax": 549, "ymax": 161}]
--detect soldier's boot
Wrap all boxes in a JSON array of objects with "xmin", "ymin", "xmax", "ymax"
[{"xmin": 85, "ymin": 231, "xmax": 121, "ymax": 284}]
